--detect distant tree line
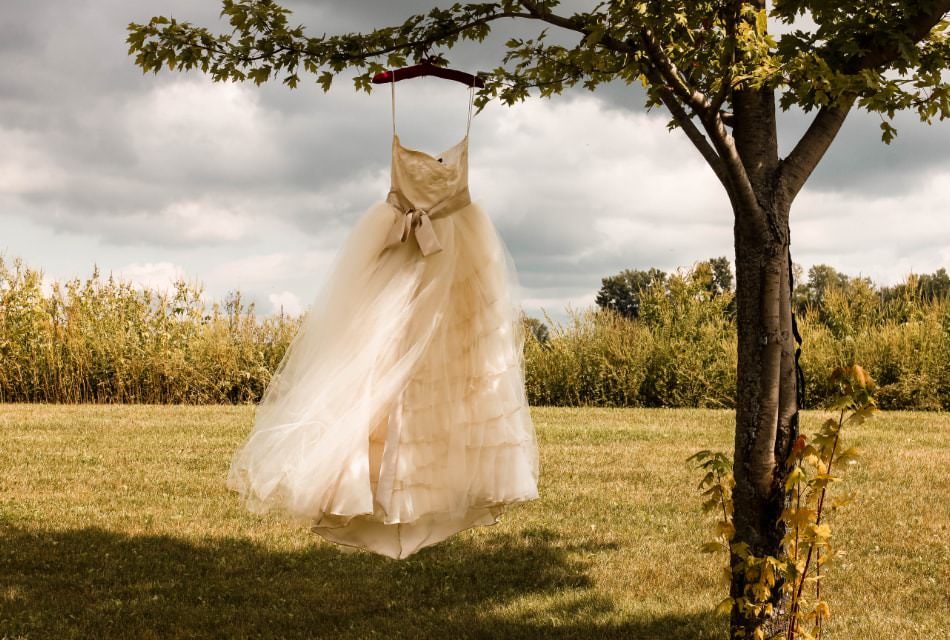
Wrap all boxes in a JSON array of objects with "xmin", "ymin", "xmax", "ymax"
[
  {"xmin": 592, "ymin": 259, "xmax": 949, "ymax": 323},
  {"xmin": 791, "ymin": 264, "xmax": 950, "ymax": 322}
]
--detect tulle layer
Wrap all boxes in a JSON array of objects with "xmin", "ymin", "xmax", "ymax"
[{"xmin": 226, "ymin": 198, "xmax": 539, "ymax": 558}]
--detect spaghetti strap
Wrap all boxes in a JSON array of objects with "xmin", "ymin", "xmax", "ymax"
[
  {"xmin": 391, "ymin": 72, "xmax": 397, "ymax": 135},
  {"xmin": 466, "ymin": 85, "xmax": 475, "ymax": 136}
]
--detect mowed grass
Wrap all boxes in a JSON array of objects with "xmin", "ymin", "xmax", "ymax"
[{"xmin": 0, "ymin": 406, "xmax": 947, "ymax": 640}]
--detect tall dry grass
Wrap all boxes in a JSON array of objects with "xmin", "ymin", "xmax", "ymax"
[
  {"xmin": 524, "ymin": 271, "xmax": 737, "ymax": 408},
  {"xmin": 798, "ymin": 296, "xmax": 950, "ymax": 410},
  {"xmin": 0, "ymin": 257, "xmax": 298, "ymax": 403},
  {"xmin": 1, "ymin": 256, "xmax": 946, "ymax": 408}
]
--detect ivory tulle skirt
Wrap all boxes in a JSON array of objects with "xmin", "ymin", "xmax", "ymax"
[{"xmin": 226, "ymin": 198, "xmax": 539, "ymax": 558}]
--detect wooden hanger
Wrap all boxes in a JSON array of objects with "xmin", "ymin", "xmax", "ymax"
[{"xmin": 372, "ymin": 56, "xmax": 484, "ymax": 88}]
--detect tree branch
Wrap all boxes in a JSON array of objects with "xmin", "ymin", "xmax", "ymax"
[
  {"xmin": 330, "ymin": 11, "xmax": 536, "ymax": 63},
  {"xmin": 709, "ymin": 0, "xmax": 740, "ymax": 113},
  {"xmin": 778, "ymin": 3, "xmax": 947, "ymax": 202},
  {"xmin": 638, "ymin": 27, "xmax": 712, "ymax": 117},
  {"xmin": 129, "ymin": 6, "xmax": 538, "ymax": 82},
  {"xmin": 699, "ymin": 111, "xmax": 763, "ymax": 222},
  {"xmin": 636, "ymin": 27, "xmax": 760, "ymax": 218},
  {"xmin": 651, "ymin": 80, "xmax": 730, "ymax": 192},
  {"xmin": 518, "ymin": 0, "xmax": 586, "ymax": 33},
  {"xmin": 516, "ymin": 1, "xmax": 749, "ymax": 209},
  {"xmin": 516, "ymin": 0, "xmax": 637, "ymax": 55},
  {"xmin": 778, "ymin": 102, "xmax": 854, "ymax": 201}
]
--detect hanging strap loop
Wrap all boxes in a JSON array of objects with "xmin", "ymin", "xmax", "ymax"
[
  {"xmin": 390, "ymin": 71, "xmax": 397, "ymax": 134},
  {"xmin": 466, "ymin": 85, "xmax": 475, "ymax": 136}
]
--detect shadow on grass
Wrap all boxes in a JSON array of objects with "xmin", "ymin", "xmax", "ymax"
[{"xmin": 0, "ymin": 524, "xmax": 722, "ymax": 639}]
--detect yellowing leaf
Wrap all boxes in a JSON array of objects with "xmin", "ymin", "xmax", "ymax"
[
  {"xmin": 811, "ymin": 473, "xmax": 840, "ymax": 487},
  {"xmin": 786, "ymin": 507, "xmax": 816, "ymax": 528},
  {"xmin": 755, "ymin": 9, "xmax": 767, "ymax": 36},
  {"xmin": 701, "ymin": 541, "xmax": 726, "ymax": 554},
  {"xmin": 835, "ymin": 447, "xmax": 861, "ymax": 466},
  {"xmin": 785, "ymin": 467, "xmax": 805, "ymax": 490},
  {"xmin": 809, "ymin": 523, "xmax": 832, "ymax": 540},
  {"xmin": 715, "ymin": 521, "xmax": 736, "ymax": 540},
  {"xmin": 715, "ymin": 597, "xmax": 734, "ymax": 616},
  {"xmin": 852, "ymin": 364, "xmax": 870, "ymax": 388}
]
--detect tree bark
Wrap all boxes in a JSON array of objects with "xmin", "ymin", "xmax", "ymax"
[{"xmin": 729, "ymin": 193, "xmax": 799, "ymax": 637}]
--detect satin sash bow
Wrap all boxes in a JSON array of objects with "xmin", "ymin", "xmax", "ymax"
[{"xmin": 384, "ymin": 188, "xmax": 471, "ymax": 256}]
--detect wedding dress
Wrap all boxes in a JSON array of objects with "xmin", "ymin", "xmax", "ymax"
[{"xmin": 226, "ymin": 80, "xmax": 539, "ymax": 559}]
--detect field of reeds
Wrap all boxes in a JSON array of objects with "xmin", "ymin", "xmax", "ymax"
[
  {"xmin": 0, "ymin": 257, "xmax": 298, "ymax": 404},
  {"xmin": 1, "ymin": 256, "xmax": 948, "ymax": 409}
]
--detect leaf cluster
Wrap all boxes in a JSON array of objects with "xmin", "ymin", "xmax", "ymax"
[
  {"xmin": 773, "ymin": 1, "xmax": 950, "ymax": 138},
  {"xmin": 127, "ymin": 1, "xmax": 524, "ymax": 95},
  {"xmin": 127, "ymin": 1, "xmax": 950, "ymax": 136}
]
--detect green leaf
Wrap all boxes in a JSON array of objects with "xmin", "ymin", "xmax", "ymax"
[
  {"xmin": 880, "ymin": 121, "xmax": 898, "ymax": 144},
  {"xmin": 584, "ymin": 26, "xmax": 605, "ymax": 47}
]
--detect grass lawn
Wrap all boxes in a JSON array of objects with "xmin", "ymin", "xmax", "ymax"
[{"xmin": 0, "ymin": 405, "xmax": 947, "ymax": 639}]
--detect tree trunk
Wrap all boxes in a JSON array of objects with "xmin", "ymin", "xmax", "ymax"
[{"xmin": 729, "ymin": 194, "xmax": 799, "ymax": 637}]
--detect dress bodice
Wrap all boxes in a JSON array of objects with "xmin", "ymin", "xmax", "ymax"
[
  {"xmin": 383, "ymin": 82, "xmax": 475, "ymax": 257},
  {"xmin": 390, "ymin": 134, "xmax": 470, "ymax": 211}
]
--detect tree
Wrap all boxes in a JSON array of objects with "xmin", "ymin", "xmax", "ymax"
[
  {"xmin": 127, "ymin": 2, "xmax": 950, "ymax": 636},
  {"xmin": 703, "ymin": 256, "xmax": 735, "ymax": 297},
  {"xmin": 522, "ymin": 314, "xmax": 551, "ymax": 344},
  {"xmin": 692, "ymin": 256, "xmax": 735, "ymax": 301},
  {"xmin": 919, "ymin": 267, "xmax": 950, "ymax": 300},
  {"xmin": 596, "ymin": 258, "xmax": 730, "ymax": 318},
  {"xmin": 880, "ymin": 266, "xmax": 950, "ymax": 304},
  {"xmin": 595, "ymin": 267, "xmax": 667, "ymax": 318},
  {"xmin": 792, "ymin": 263, "xmax": 852, "ymax": 315}
]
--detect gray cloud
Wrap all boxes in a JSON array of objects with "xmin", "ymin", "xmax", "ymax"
[{"xmin": 1, "ymin": 0, "xmax": 948, "ymax": 320}]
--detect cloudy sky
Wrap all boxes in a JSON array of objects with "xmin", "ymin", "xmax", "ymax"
[{"xmin": 2, "ymin": 1, "xmax": 948, "ymax": 320}]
